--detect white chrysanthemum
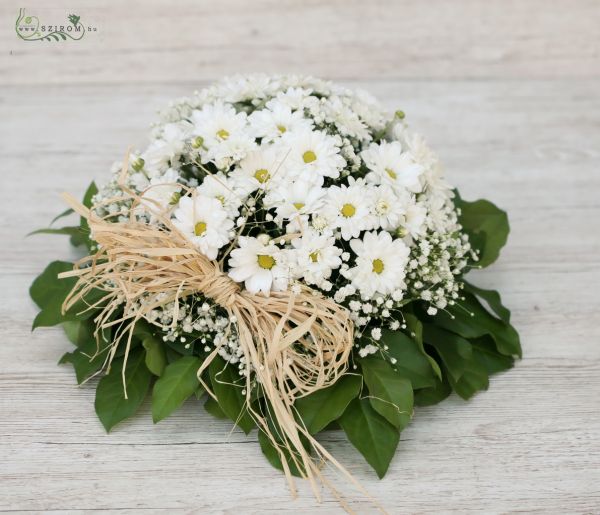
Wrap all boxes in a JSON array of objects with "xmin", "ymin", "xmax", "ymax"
[
  {"xmin": 190, "ymin": 101, "xmax": 247, "ymax": 146},
  {"xmin": 229, "ymin": 145, "xmax": 289, "ymax": 195},
  {"xmin": 143, "ymin": 122, "xmax": 190, "ymax": 175},
  {"xmin": 310, "ymin": 213, "xmax": 334, "ymax": 234},
  {"xmin": 290, "ymin": 229, "xmax": 342, "ymax": 286},
  {"xmin": 350, "ymin": 89, "xmax": 387, "ymax": 130},
  {"xmin": 403, "ymin": 201, "xmax": 427, "ymax": 238},
  {"xmin": 249, "ymin": 101, "xmax": 313, "ymax": 142},
  {"xmin": 218, "ymin": 74, "xmax": 276, "ymax": 103},
  {"xmin": 264, "ymin": 179, "xmax": 326, "ymax": 233},
  {"xmin": 320, "ymin": 96, "xmax": 371, "ymax": 141},
  {"xmin": 370, "ymin": 185, "xmax": 405, "ymax": 231},
  {"xmin": 272, "ymin": 86, "xmax": 313, "ymax": 110},
  {"xmin": 423, "ymin": 193, "xmax": 455, "ymax": 234},
  {"xmin": 139, "ymin": 168, "xmax": 182, "ymax": 218},
  {"xmin": 228, "ymin": 236, "xmax": 289, "ymax": 294},
  {"xmin": 394, "ymin": 126, "xmax": 437, "ymax": 172},
  {"xmin": 394, "ymin": 125, "xmax": 452, "ymax": 200},
  {"xmin": 172, "ymin": 195, "xmax": 233, "ymax": 260},
  {"xmin": 348, "ymin": 231, "xmax": 410, "ymax": 298},
  {"xmin": 321, "ymin": 178, "xmax": 374, "ymax": 240},
  {"xmin": 190, "ymin": 101, "xmax": 255, "ymax": 168},
  {"xmin": 124, "ymin": 152, "xmax": 150, "ymax": 191},
  {"xmin": 361, "ymin": 141, "xmax": 424, "ymax": 193},
  {"xmin": 281, "ymin": 129, "xmax": 346, "ymax": 185},
  {"xmin": 129, "ymin": 173, "xmax": 150, "ymax": 192},
  {"xmin": 196, "ymin": 172, "xmax": 243, "ymax": 217}
]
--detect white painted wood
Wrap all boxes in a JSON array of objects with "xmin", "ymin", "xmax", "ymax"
[
  {"xmin": 3, "ymin": 0, "xmax": 600, "ymax": 84},
  {"xmin": 1, "ymin": 1, "xmax": 600, "ymax": 512}
]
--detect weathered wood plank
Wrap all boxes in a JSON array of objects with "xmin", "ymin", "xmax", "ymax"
[{"xmin": 2, "ymin": 0, "xmax": 600, "ymax": 85}]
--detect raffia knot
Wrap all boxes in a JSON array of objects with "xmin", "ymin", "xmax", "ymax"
[{"xmin": 192, "ymin": 266, "xmax": 240, "ymax": 308}]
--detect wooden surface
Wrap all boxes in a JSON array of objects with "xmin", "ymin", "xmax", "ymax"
[{"xmin": 2, "ymin": 1, "xmax": 600, "ymax": 513}]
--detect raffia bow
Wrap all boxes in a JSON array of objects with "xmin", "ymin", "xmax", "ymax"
[{"xmin": 58, "ymin": 158, "xmax": 381, "ymax": 509}]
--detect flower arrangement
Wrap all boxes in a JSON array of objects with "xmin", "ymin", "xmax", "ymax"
[{"xmin": 31, "ymin": 75, "xmax": 520, "ymax": 496}]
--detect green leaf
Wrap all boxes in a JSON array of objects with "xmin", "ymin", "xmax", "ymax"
[
  {"xmin": 28, "ymin": 226, "xmax": 81, "ymax": 237},
  {"xmin": 59, "ymin": 337, "xmax": 109, "ymax": 384},
  {"xmin": 152, "ymin": 356, "xmax": 202, "ymax": 423},
  {"xmin": 463, "ymin": 281, "xmax": 511, "ymax": 324},
  {"xmin": 31, "ymin": 261, "xmax": 79, "ymax": 328},
  {"xmin": 448, "ymin": 358, "xmax": 489, "ymax": 400},
  {"xmin": 204, "ymin": 397, "xmax": 228, "ymax": 419},
  {"xmin": 209, "ymin": 356, "xmax": 255, "ymax": 434},
  {"xmin": 31, "ymin": 261, "xmax": 105, "ymax": 329},
  {"xmin": 432, "ymin": 293, "xmax": 521, "ymax": 358},
  {"xmin": 414, "ymin": 375, "xmax": 452, "ymax": 407},
  {"xmin": 258, "ymin": 429, "xmax": 305, "ymax": 478},
  {"xmin": 360, "ymin": 358, "xmax": 413, "ymax": 430},
  {"xmin": 194, "ymin": 386, "xmax": 206, "ymax": 400},
  {"xmin": 339, "ymin": 398, "xmax": 400, "ymax": 478},
  {"xmin": 28, "ymin": 197, "xmax": 90, "ymax": 249},
  {"xmin": 165, "ymin": 346, "xmax": 182, "ymax": 364},
  {"xmin": 423, "ymin": 326, "xmax": 505, "ymax": 400},
  {"xmin": 50, "ymin": 207, "xmax": 74, "ymax": 225},
  {"xmin": 94, "ymin": 350, "xmax": 152, "ymax": 432},
  {"xmin": 457, "ymin": 196, "xmax": 509, "ymax": 268},
  {"xmin": 72, "ymin": 181, "xmax": 98, "ymax": 249},
  {"xmin": 403, "ymin": 313, "xmax": 442, "ymax": 379},
  {"xmin": 60, "ymin": 321, "xmax": 113, "ymax": 383},
  {"xmin": 30, "ymin": 261, "xmax": 75, "ymax": 310},
  {"xmin": 142, "ymin": 335, "xmax": 167, "ymax": 377},
  {"xmin": 62, "ymin": 319, "xmax": 95, "ymax": 347},
  {"xmin": 449, "ymin": 361, "xmax": 490, "ymax": 400},
  {"xmin": 295, "ymin": 374, "xmax": 362, "ymax": 434},
  {"xmin": 471, "ymin": 336, "xmax": 515, "ymax": 375},
  {"xmin": 382, "ymin": 329, "xmax": 437, "ymax": 389},
  {"xmin": 32, "ymin": 309, "xmax": 65, "ymax": 330},
  {"xmin": 422, "ymin": 325, "xmax": 473, "ymax": 382},
  {"xmin": 403, "ymin": 313, "xmax": 423, "ymax": 343},
  {"xmin": 82, "ymin": 181, "xmax": 98, "ymax": 208},
  {"xmin": 132, "ymin": 319, "xmax": 154, "ymax": 338}
]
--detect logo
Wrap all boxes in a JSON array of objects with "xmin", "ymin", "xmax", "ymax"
[{"xmin": 15, "ymin": 8, "xmax": 97, "ymax": 42}]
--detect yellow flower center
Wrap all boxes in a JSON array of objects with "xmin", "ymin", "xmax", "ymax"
[
  {"xmin": 216, "ymin": 194, "xmax": 225, "ymax": 205},
  {"xmin": 309, "ymin": 251, "xmax": 320, "ymax": 263},
  {"xmin": 277, "ymin": 125, "xmax": 287, "ymax": 134},
  {"xmin": 254, "ymin": 168, "xmax": 270, "ymax": 183},
  {"xmin": 340, "ymin": 203, "xmax": 356, "ymax": 218},
  {"xmin": 194, "ymin": 221, "xmax": 207, "ymax": 236},
  {"xmin": 257, "ymin": 254, "xmax": 276, "ymax": 270},
  {"xmin": 385, "ymin": 168, "xmax": 397, "ymax": 179},
  {"xmin": 372, "ymin": 258, "xmax": 385, "ymax": 274},
  {"xmin": 216, "ymin": 129, "xmax": 230, "ymax": 140},
  {"xmin": 303, "ymin": 150, "xmax": 317, "ymax": 163},
  {"xmin": 293, "ymin": 202, "xmax": 305, "ymax": 210}
]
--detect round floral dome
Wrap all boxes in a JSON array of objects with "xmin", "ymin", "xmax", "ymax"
[{"xmin": 94, "ymin": 74, "xmax": 474, "ymax": 366}]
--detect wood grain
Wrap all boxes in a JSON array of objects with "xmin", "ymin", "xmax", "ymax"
[
  {"xmin": 3, "ymin": 0, "xmax": 600, "ymax": 85},
  {"xmin": 2, "ymin": 1, "xmax": 600, "ymax": 513}
]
